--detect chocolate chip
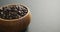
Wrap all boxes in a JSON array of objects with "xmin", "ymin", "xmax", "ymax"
[{"xmin": 0, "ymin": 5, "xmax": 28, "ymax": 19}]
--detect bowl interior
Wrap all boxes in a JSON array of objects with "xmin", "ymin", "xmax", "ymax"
[{"xmin": 0, "ymin": 3, "xmax": 30, "ymax": 21}]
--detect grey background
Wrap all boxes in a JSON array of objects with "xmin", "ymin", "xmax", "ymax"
[{"xmin": 0, "ymin": 0, "xmax": 60, "ymax": 32}]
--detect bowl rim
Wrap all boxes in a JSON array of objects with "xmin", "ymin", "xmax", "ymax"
[{"xmin": 0, "ymin": 3, "xmax": 30, "ymax": 21}]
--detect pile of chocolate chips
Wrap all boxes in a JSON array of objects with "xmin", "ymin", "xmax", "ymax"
[{"xmin": 0, "ymin": 5, "xmax": 28, "ymax": 19}]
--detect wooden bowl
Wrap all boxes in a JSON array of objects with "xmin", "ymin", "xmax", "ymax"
[{"xmin": 0, "ymin": 3, "xmax": 31, "ymax": 32}]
